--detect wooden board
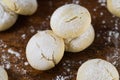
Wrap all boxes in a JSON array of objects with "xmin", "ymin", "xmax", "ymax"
[{"xmin": 0, "ymin": 0, "xmax": 120, "ymax": 80}]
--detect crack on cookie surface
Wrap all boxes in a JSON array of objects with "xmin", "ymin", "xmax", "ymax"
[
  {"xmin": 104, "ymin": 66, "xmax": 115, "ymax": 80},
  {"xmin": 40, "ymin": 52, "xmax": 56, "ymax": 66},
  {"xmin": 13, "ymin": 2, "xmax": 19, "ymax": 12},
  {"xmin": 65, "ymin": 16, "xmax": 78, "ymax": 22},
  {"xmin": 96, "ymin": 60, "xmax": 116, "ymax": 80},
  {"xmin": 0, "ymin": 2, "xmax": 15, "ymax": 17}
]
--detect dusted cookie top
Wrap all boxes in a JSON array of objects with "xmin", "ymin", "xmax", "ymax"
[
  {"xmin": 77, "ymin": 59, "xmax": 119, "ymax": 80},
  {"xmin": 0, "ymin": 1, "xmax": 18, "ymax": 31},
  {"xmin": 0, "ymin": 66, "xmax": 8, "ymax": 80},
  {"xmin": 65, "ymin": 25, "xmax": 95, "ymax": 52},
  {"xmin": 50, "ymin": 4, "xmax": 91, "ymax": 39},
  {"xmin": 26, "ymin": 30, "xmax": 65, "ymax": 71},
  {"xmin": 107, "ymin": 0, "xmax": 120, "ymax": 17},
  {"xmin": 3, "ymin": 0, "xmax": 38, "ymax": 15}
]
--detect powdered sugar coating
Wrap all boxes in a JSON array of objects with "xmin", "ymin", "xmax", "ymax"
[
  {"xmin": 50, "ymin": 4, "xmax": 91, "ymax": 38},
  {"xmin": 0, "ymin": 0, "xmax": 18, "ymax": 31},
  {"xmin": 65, "ymin": 25, "xmax": 95, "ymax": 52},
  {"xmin": 3, "ymin": 0, "xmax": 38, "ymax": 15},
  {"xmin": 0, "ymin": 66, "xmax": 8, "ymax": 80},
  {"xmin": 26, "ymin": 30, "xmax": 65, "ymax": 70},
  {"xmin": 77, "ymin": 59, "xmax": 119, "ymax": 80}
]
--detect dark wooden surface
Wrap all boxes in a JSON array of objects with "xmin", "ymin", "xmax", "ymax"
[{"xmin": 0, "ymin": 0, "xmax": 120, "ymax": 80}]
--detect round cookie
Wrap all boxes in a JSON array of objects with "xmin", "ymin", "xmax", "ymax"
[
  {"xmin": 3, "ymin": 0, "xmax": 38, "ymax": 15},
  {"xmin": 50, "ymin": 4, "xmax": 91, "ymax": 39},
  {"xmin": 26, "ymin": 30, "xmax": 65, "ymax": 70},
  {"xmin": 0, "ymin": 66, "xmax": 8, "ymax": 80},
  {"xmin": 0, "ymin": 1, "xmax": 18, "ymax": 31},
  {"xmin": 107, "ymin": 0, "xmax": 120, "ymax": 17},
  {"xmin": 77, "ymin": 59, "xmax": 119, "ymax": 80},
  {"xmin": 65, "ymin": 25, "xmax": 95, "ymax": 52}
]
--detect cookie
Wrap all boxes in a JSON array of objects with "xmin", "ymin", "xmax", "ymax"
[
  {"xmin": 26, "ymin": 30, "xmax": 65, "ymax": 70},
  {"xmin": 0, "ymin": 66, "xmax": 8, "ymax": 80},
  {"xmin": 0, "ymin": 1, "xmax": 18, "ymax": 31},
  {"xmin": 107, "ymin": 0, "xmax": 120, "ymax": 17},
  {"xmin": 65, "ymin": 25, "xmax": 95, "ymax": 52},
  {"xmin": 77, "ymin": 59, "xmax": 119, "ymax": 80},
  {"xmin": 50, "ymin": 4, "xmax": 91, "ymax": 38},
  {"xmin": 3, "ymin": 0, "xmax": 38, "ymax": 15}
]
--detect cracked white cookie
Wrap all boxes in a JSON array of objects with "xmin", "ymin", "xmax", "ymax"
[
  {"xmin": 50, "ymin": 4, "xmax": 91, "ymax": 39},
  {"xmin": 0, "ymin": 1, "xmax": 18, "ymax": 31},
  {"xmin": 2, "ymin": 0, "xmax": 38, "ymax": 15},
  {"xmin": 26, "ymin": 30, "xmax": 65, "ymax": 70},
  {"xmin": 77, "ymin": 59, "xmax": 119, "ymax": 80},
  {"xmin": 107, "ymin": 0, "xmax": 120, "ymax": 17},
  {"xmin": 64, "ymin": 25, "xmax": 95, "ymax": 52},
  {"xmin": 0, "ymin": 66, "xmax": 8, "ymax": 80}
]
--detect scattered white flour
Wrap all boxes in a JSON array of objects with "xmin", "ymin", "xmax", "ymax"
[
  {"xmin": 93, "ymin": 8, "xmax": 97, "ymax": 12},
  {"xmin": 8, "ymin": 48, "xmax": 20, "ymax": 58},
  {"xmin": 14, "ymin": 65, "xmax": 27, "ymax": 75},
  {"xmin": 106, "ymin": 31, "xmax": 119, "ymax": 48},
  {"xmin": 100, "ymin": 12, "xmax": 104, "ymax": 16},
  {"xmin": 102, "ymin": 20, "xmax": 106, "ymax": 24},
  {"xmin": 21, "ymin": 34, "xmax": 26, "ymax": 39},
  {"xmin": 107, "ymin": 49, "xmax": 120, "ymax": 67},
  {"xmin": 21, "ymin": 68, "xmax": 27, "ymax": 74},
  {"xmin": 5, "ymin": 63, "xmax": 11, "ymax": 69},
  {"xmin": 1, "ymin": 55, "xmax": 11, "ymax": 69},
  {"xmin": 98, "ymin": 0, "xmax": 106, "ymax": 6},
  {"xmin": 54, "ymin": 75, "xmax": 69, "ymax": 80},
  {"xmin": 2, "ymin": 49, "xmax": 5, "ymax": 53},
  {"xmin": 24, "ymin": 62, "xmax": 29, "ymax": 66},
  {"xmin": 46, "ymin": 15, "xmax": 51, "ymax": 21},
  {"xmin": 98, "ymin": 0, "xmax": 106, "ymax": 3},
  {"xmin": 72, "ymin": 0, "xmax": 80, "ymax": 4},
  {"xmin": 29, "ymin": 26, "xmax": 35, "ymax": 33},
  {"xmin": 113, "ymin": 32, "xmax": 119, "ymax": 39},
  {"xmin": 54, "ymin": 59, "xmax": 81, "ymax": 80},
  {"xmin": 0, "ymin": 40, "xmax": 7, "ymax": 48}
]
